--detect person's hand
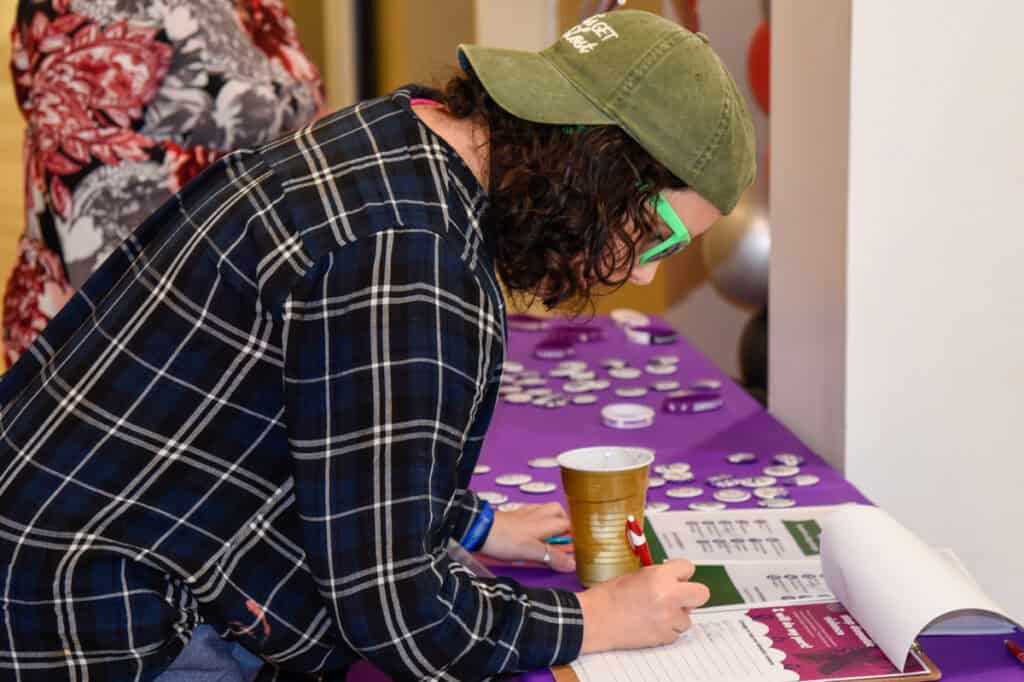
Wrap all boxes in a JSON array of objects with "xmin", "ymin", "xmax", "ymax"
[
  {"xmin": 576, "ymin": 560, "xmax": 710, "ymax": 653},
  {"xmin": 479, "ymin": 502, "xmax": 576, "ymax": 572}
]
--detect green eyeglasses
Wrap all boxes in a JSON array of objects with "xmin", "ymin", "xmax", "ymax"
[
  {"xmin": 638, "ymin": 189, "xmax": 692, "ymax": 266},
  {"xmin": 563, "ymin": 126, "xmax": 691, "ymax": 266}
]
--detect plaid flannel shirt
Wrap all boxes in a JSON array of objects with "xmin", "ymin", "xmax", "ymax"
[{"xmin": 0, "ymin": 87, "xmax": 583, "ymax": 681}]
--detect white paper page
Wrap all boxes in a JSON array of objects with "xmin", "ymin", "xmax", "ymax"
[
  {"xmin": 820, "ymin": 505, "xmax": 1019, "ymax": 670},
  {"xmin": 707, "ymin": 550, "xmax": 974, "ymax": 609},
  {"xmin": 702, "ymin": 546, "xmax": 1007, "ymax": 631},
  {"xmin": 723, "ymin": 560, "xmax": 834, "ymax": 604},
  {"xmin": 569, "ymin": 602, "xmax": 933, "ymax": 682},
  {"xmin": 925, "ymin": 548, "xmax": 1015, "ymax": 635},
  {"xmin": 711, "ymin": 551, "xmax": 995, "ymax": 615},
  {"xmin": 648, "ymin": 507, "xmax": 835, "ymax": 562},
  {"xmin": 570, "ymin": 608, "xmax": 796, "ymax": 682}
]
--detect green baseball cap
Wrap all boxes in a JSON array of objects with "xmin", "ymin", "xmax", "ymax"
[{"xmin": 458, "ymin": 10, "xmax": 756, "ymax": 214}]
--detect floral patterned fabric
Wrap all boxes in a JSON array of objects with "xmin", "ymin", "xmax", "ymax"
[{"xmin": 4, "ymin": 0, "xmax": 323, "ymax": 366}]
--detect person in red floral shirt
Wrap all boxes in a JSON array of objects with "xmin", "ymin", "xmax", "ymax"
[{"xmin": 4, "ymin": 0, "xmax": 324, "ymax": 367}]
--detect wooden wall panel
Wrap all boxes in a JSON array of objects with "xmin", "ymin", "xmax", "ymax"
[
  {"xmin": 0, "ymin": 0, "xmax": 23, "ymax": 357},
  {"xmin": 374, "ymin": 0, "xmax": 475, "ymax": 94},
  {"xmin": 284, "ymin": 0, "xmax": 327, "ymax": 79}
]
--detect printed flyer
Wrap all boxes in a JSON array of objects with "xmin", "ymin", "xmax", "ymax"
[{"xmin": 562, "ymin": 602, "xmax": 935, "ymax": 682}]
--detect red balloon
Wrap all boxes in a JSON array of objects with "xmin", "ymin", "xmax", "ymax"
[
  {"xmin": 672, "ymin": 0, "xmax": 700, "ymax": 33},
  {"xmin": 747, "ymin": 20, "xmax": 770, "ymax": 115}
]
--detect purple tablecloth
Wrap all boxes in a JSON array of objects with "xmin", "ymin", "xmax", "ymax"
[{"xmin": 350, "ymin": 316, "xmax": 1019, "ymax": 681}]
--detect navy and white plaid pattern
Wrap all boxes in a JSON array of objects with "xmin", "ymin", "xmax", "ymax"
[{"xmin": 0, "ymin": 88, "xmax": 583, "ymax": 681}]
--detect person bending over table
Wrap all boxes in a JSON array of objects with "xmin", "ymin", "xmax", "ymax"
[{"xmin": 0, "ymin": 10, "xmax": 754, "ymax": 682}]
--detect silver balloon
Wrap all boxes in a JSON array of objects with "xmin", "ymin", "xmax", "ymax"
[{"xmin": 700, "ymin": 174, "xmax": 770, "ymax": 309}]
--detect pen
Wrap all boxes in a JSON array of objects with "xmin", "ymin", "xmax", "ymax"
[
  {"xmin": 545, "ymin": 535, "xmax": 572, "ymax": 545},
  {"xmin": 1006, "ymin": 640, "xmax": 1024, "ymax": 666},
  {"xmin": 625, "ymin": 514, "xmax": 653, "ymax": 567}
]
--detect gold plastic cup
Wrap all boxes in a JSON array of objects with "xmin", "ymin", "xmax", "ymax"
[{"xmin": 557, "ymin": 446, "xmax": 654, "ymax": 586}]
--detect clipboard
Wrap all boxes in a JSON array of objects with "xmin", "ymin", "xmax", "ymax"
[{"xmin": 551, "ymin": 643, "xmax": 941, "ymax": 682}]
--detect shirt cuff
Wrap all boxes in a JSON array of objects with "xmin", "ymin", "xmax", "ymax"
[
  {"xmin": 451, "ymin": 489, "xmax": 483, "ymax": 544},
  {"xmin": 514, "ymin": 585, "xmax": 585, "ymax": 670}
]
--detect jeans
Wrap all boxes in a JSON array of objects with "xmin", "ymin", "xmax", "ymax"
[{"xmin": 155, "ymin": 625, "xmax": 264, "ymax": 682}]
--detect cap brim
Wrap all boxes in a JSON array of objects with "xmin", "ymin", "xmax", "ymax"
[{"xmin": 458, "ymin": 44, "xmax": 614, "ymax": 126}]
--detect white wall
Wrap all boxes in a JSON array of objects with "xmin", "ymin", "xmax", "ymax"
[
  {"xmin": 769, "ymin": 0, "xmax": 851, "ymax": 469},
  {"xmin": 772, "ymin": 0, "xmax": 1024, "ymax": 619},
  {"xmin": 845, "ymin": 0, "xmax": 1024, "ymax": 620}
]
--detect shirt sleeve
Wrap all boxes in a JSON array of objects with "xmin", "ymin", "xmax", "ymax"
[
  {"xmin": 449, "ymin": 489, "xmax": 485, "ymax": 547},
  {"xmin": 281, "ymin": 229, "xmax": 584, "ymax": 680}
]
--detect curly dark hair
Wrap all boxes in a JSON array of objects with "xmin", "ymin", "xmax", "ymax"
[{"xmin": 440, "ymin": 70, "xmax": 687, "ymax": 311}]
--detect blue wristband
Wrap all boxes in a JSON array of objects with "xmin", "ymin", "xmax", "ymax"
[{"xmin": 461, "ymin": 500, "xmax": 495, "ymax": 552}]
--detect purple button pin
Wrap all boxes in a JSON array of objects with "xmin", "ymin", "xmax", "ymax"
[
  {"xmin": 662, "ymin": 391, "xmax": 724, "ymax": 414},
  {"xmin": 533, "ymin": 338, "xmax": 575, "ymax": 360},
  {"xmin": 508, "ymin": 313, "xmax": 550, "ymax": 332},
  {"xmin": 669, "ymin": 385, "xmax": 719, "ymax": 399},
  {"xmin": 550, "ymin": 324, "xmax": 604, "ymax": 344},
  {"xmin": 626, "ymin": 324, "xmax": 678, "ymax": 345}
]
